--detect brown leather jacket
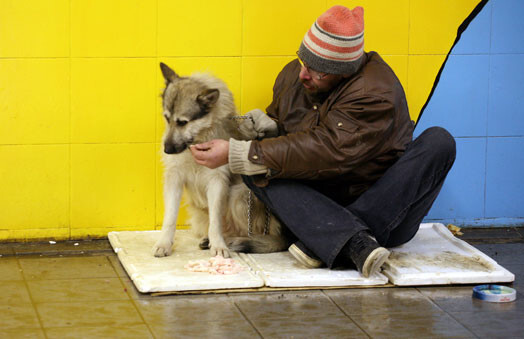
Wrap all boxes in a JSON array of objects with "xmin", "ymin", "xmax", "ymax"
[{"xmin": 249, "ymin": 52, "xmax": 413, "ymax": 204}]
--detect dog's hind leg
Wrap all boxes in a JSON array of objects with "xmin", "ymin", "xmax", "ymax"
[
  {"xmin": 206, "ymin": 178, "xmax": 230, "ymax": 258},
  {"xmin": 152, "ymin": 174, "xmax": 183, "ymax": 257},
  {"xmin": 187, "ymin": 206, "xmax": 210, "ymax": 248}
]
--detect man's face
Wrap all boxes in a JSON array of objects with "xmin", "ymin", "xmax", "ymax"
[{"xmin": 298, "ymin": 64, "xmax": 344, "ymax": 95}]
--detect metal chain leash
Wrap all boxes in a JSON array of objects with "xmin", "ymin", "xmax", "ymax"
[
  {"xmin": 230, "ymin": 115, "xmax": 254, "ymax": 123},
  {"xmin": 247, "ymin": 190, "xmax": 270, "ymax": 238},
  {"xmin": 264, "ymin": 203, "xmax": 271, "ymax": 236},
  {"xmin": 247, "ymin": 190, "xmax": 253, "ymax": 237},
  {"xmin": 231, "ymin": 114, "xmax": 270, "ymax": 237}
]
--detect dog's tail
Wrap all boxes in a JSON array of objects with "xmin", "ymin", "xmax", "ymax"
[{"xmin": 227, "ymin": 234, "xmax": 291, "ymax": 253}]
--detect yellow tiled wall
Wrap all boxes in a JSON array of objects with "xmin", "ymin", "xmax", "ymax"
[{"xmin": 0, "ymin": 0, "xmax": 479, "ymax": 241}]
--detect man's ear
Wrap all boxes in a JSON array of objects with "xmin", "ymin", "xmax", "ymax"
[
  {"xmin": 197, "ymin": 88, "xmax": 220, "ymax": 108},
  {"xmin": 160, "ymin": 62, "xmax": 178, "ymax": 83}
]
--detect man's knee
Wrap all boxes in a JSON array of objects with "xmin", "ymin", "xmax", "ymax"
[{"xmin": 417, "ymin": 126, "xmax": 456, "ymax": 165}]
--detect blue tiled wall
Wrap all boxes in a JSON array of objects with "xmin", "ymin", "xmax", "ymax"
[{"xmin": 415, "ymin": 0, "xmax": 524, "ymax": 226}]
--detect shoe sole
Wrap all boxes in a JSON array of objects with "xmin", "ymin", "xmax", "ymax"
[
  {"xmin": 362, "ymin": 247, "xmax": 390, "ymax": 278},
  {"xmin": 288, "ymin": 244, "xmax": 324, "ymax": 268}
]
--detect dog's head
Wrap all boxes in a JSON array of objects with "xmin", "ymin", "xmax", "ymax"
[{"xmin": 160, "ymin": 62, "xmax": 220, "ymax": 154}]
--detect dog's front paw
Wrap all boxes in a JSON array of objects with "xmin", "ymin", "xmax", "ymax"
[
  {"xmin": 152, "ymin": 238, "xmax": 174, "ymax": 257},
  {"xmin": 210, "ymin": 244, "xmax": 230, "ymax": 258}
]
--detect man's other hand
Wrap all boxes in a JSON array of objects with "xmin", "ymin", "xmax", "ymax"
[
  {"xmin": 242, "ymin": 109, "xmax": 278, "ymax": 139},
  {"xmin": 189, "ymin": 139, "xmax": 229, "ymax": 169}
]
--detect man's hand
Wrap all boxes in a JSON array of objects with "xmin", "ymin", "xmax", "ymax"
[
  {"xmin": 238, "ymin": 109, "xmax": 278, "ymax": 139},
  {"xmin": 189, "ymin": 139, "xmax": 229, "ymax": 169}
]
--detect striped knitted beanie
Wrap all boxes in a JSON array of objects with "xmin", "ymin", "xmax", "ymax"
[{"xmin": 298, "ymin": 5, "xmax": 364, "ymax": 75}]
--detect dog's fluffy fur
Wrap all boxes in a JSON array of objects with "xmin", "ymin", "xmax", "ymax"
[{"xmin": 152, "ymin": 63, "xmax": 289, "ymax": 258}]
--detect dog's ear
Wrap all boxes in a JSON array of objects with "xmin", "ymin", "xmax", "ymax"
[
  {"xmin": 160, "ymin": 62, "xmax": 178, "ymax": 83},
  {"xmin": 197, "ymin": 88, "xmax": 220, "ymax": 108}
]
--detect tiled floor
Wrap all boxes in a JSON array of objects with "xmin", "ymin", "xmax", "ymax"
[{"xmin": 0, "ymin": 228, "xmax": 523, "ymax": 338}]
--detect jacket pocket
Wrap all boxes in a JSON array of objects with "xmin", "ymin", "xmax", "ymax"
[
  {"xmin": 330, "ymin": 119, "xmax": 360, "ymax": 134},
  {"xmin": 324, "ymin": 112, "xmax": 366, "ymax": 152},
  {"xmin": 324, "ymin": 109, "xmax": 360, "ymax": 132}
]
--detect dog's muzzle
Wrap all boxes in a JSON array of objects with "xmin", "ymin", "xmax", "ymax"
[
  {"xmin": 164, "ymin": 143, "xmax": 185, "ymax": 154},
  {"xmin": 164, "ymin": 139, "xmax": 193, "ymax": 154}
]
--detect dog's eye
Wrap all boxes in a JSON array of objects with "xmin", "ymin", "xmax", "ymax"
[{"xmin": 176, "ymin": 119, "xmax": 188, "ymax": 126}]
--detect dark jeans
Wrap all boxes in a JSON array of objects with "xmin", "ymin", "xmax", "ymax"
[{"xmin": 242, "ymin": 127, "xmax": 456, "ymax": 268}]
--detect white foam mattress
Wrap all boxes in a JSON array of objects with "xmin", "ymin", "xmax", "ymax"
[
  {"xmin": 383, "ymin": 223, "xmax": 515, "ymax": 285},
  {"xmin": 108, "ymin": 223, "xmax": 514, "ymax": 293},
  {"xmin": 108, "ymin": 230, "xmax": 264, "ymax": 293}
]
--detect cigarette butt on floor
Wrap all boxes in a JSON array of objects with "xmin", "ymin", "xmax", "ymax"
[{"xmin": 447, "ymin": 224, "xmax": 464, "ymax": 236}]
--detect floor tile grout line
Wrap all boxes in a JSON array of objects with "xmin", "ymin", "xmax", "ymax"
[
  {"xmin": 324, "ymin": 287, "xmax": 485, "ymax": 338},
  {"xmin": 15, "ymin": 257, "xmax": 48, "ymax": 337},
  {"xmin": 414, "ymin": 287, "xmax": 480, "ymax": 338},
  {"xmin": 18, "ymin": 276, "xmax": 131, "ymax": 283},
  {"xmin": 120, "ymin": 291, "xmax": 158, "ymax": 339},
  {"xmin": 5, "ymin": 250, "xmax": 114, "ymax": 258},
  {"xmin": 17, "ymin": 255, "xmax": 122, "ymax": 282},
  {"xmin": 228, "ymin": 294, "xmax": 265, "ymax": 339},
  {"xmin": 22, "ymin": 255, "xmax": 157, "ymax": 336},
  {"xmin": 441, "ymin": 310, "xmax": 481, "ymax": 339},
  {"xmin": 320, "ymin": 290, "xmax": 372, "ymax": 338},
  {"xmin": 411, "ymin": 286, "xmax": 460, "ymax": 314},
  {"xmin": 108, "ymin": 255, "xmax": 158, "ymax": 339}
]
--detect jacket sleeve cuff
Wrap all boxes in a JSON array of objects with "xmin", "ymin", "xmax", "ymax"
[{"xmin": 228, "ymin": 138, "xmax": 268, "ymax": 175}]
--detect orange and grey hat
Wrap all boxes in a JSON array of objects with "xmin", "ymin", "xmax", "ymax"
[{"xmin": 297, "ymin": 5, "xmax": 365, "ymax": 75}]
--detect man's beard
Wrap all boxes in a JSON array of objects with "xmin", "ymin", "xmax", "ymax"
[{"xmin": 300, "ymin": 79, "xmax": 319, "ymax": 94}]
